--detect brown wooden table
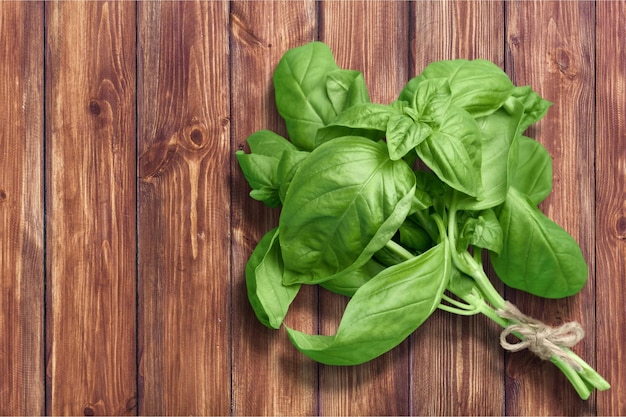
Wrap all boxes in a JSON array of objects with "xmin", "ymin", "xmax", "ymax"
[{"xmin": 1, "ymin": 1, "xmax": 624, "ymax": 415}]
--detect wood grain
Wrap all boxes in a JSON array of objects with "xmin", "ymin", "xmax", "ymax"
[
  {"xmin": 505, "ymin": 1, "xmax": 596, "ymax": 414},
  {"xmin": 0, "ymin": 2, "xmax": 44, "ymax": 415},
  {"xmin": 318, "ymin": 1, "xmax": 411, "ymax": 415},
  {"xmin": 229, "ymin": 1, "xmax": 319, "ymax": 415},
  {"xmin": 409, "ymin": 2, "xmax": 506, "ymax": 415},
  {"xmin": 45, "ymin": 1, "xmax": 137, "ymax": 415},
  {"xmin": 1, "ymin": 1, "xmax": 624, "ymax": 414},
  {"xmin": 596, "ymin": 2, "xmax": 626, "ymax": 415},
  {"xmin": 411, "ymin": 0, "xmax": 506, "ymax": 67},
  {"xmin": 137, "ymin": 1, "xmax": 231, "ymax": 414}
]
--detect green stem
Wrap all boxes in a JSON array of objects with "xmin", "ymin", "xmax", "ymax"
[
  {"xmin": 439, "ymin": 293, "xmax": 480, "ymax": 315},
  {"xmin": 445, "ymin": 197, "xmax": 506, "ymax": 310},
  {"xmin": 459, "ymin": 288, "xmax": 609, "ymax": 398},
  {"xmin": 460, "ymin": 251, "xmax": 506, "ymax": 310},
  {"xmin": 384, "ymin": 239, "xmax": 416, "ymax": 261},
  {"xmin": 551, "ymin": 356, "xmax": 592, "ymax": 400},
  {"xmin": 390, "ymin": 210, "xmax": 609, "ymax": 398}
]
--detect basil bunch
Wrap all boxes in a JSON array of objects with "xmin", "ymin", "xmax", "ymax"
[{"xmin": 236, "ymin": 42, "xmax": 609, "ymax": 399}]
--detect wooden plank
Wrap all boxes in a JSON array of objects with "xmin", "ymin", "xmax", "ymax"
[
  {"xmin": 0, "ymin": 2, "xmax": 44, "ymax": 415},
  {"xmin": 137, "ymin": 2, "xmax": 231, "ymax": 414},
  {"xmin": 505, "ymin": 1, "xmax": 596, "ymax": 414},
  {"xmin": 229, "ymin": 1, "xmax": 319, "ymax": 415},
  {"xmin": 45, "ymin": 1, "xmax": 137, "ymax": 415},
  {"xmin": 318, "ymin": 2, "xmax": 410, "ymax": 415},
  {"xmin": 409, "ymin": 2, "xmax": 505, "ymax": 415},
  {"xmin": 596, "ymin": 2, "xmax": 626, "ymax": 415},
  {"xmin": 411, "ymin": 0, "xmax": 505, "ymax": 65}
]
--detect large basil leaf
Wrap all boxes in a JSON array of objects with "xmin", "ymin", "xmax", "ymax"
[
  {"xmin": 279, "ymin": 136, "xmax": 416, "ymax": 285},
  {"xmin": 273, "ymin": 42, "xmax": 370, "ymax": 151},
  {"xmin": 455, "ymin": 97, "xmax": 524, "ymax": 210},
  {"xmin": 489, "ymin": 188, "xmax": 588, "ymax": 298},
  {"xmin": 320, "ymin": 258, "xmax": 386, "ymax": 297},
  {"xmin": 512, "ymin": 135, "xmax": 553, "ymax": 205},
  {"xmin": 273, "ymin": 42, "xmax": 339, "ymax": 150},
  {"xmin": 285, "ymin": 242, "xmax": 451, "ymax": 365},
  {"xmin": 414, "ymin": 59, "xmax": 515, "ymax": 118},
  {"xmin": 277, "ymin": 149, "xmax": 309, "ymax": 204},
  {"xmin": 246, "ymin": 228, "xmax": 300, "ymax": 329}
]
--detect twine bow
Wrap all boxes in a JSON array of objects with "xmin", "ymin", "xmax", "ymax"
[{"xmin": 497, "ymin": 301, "xmax": 585, "ymax": 371}]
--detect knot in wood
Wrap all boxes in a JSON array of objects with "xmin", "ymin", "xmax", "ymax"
[
  {"xmin": 182, "ymin": 124, "xmax": 209, "ymax": 150},
  {"xmin": 189, "ymin": 128, "xmax": 203, "ymax": 146},
  {"xmin": 616, "ymin": 216, "xmax": 626, "ymax": 239},
  {"xmin": 88, "ymin": 100, "xmax": 101, "ymax": 116}
]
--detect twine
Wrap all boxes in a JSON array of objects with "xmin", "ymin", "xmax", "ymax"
[{"xmin": 496, "ymin": 301, "xmax": 585, "ymax": 371}]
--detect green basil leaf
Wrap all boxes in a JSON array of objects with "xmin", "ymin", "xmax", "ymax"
[
  {"xmin": 285, "ymin": 241, "xmax": 451, "ymax": 365},
  {"xmin": 447, "ymin": 266, "xmax": 476, "ymax": 299},
  {"xmin": 416, "ymin": 105, "xmax": 483, "ymax": 197},
  {"xmin": 246, "ymin": 228, "xmax": 301, "ymax": 329},
  {"xmin": 279, "ymin": 136, "xmax": 416, "ymax": 285},
  {"xmin": 398, "ymin": 76, "xmax": 421, "ymax": 106},
  {"xmin": 414, "ymin": 170, "xmax": 446, "ymax": 198},
  {"xmin": 413, "ymin": 78, "xmax": 452, "ymax": 118},
  {"xmin": 247, "ymin": 187, "xmax": 281, "ymax": 208},
  {"xmin": 399, "ymin": 217, "xmax": 434, "ymax": 253},
  {"xmin": 390, "ymin": 99, "xmax": 419, "ymax": 120},
  {"xmin": 372, "ymin": 241, "xmax": 411, "ymax": 268},
  {"xmin": 273, "ymin": 42, "xmax": 340, "ymax": 150},
  {"xmin": 326, "ymin": 69, "xmax": 370, "ymax": 114},
  {"xmin": 315, "ymin": 103, "xmax": 395, "ymax": 145},
  {"xmin": 236, "ymin": 131, "xmax": 300, "ymax": 207},
  {"xmin": 315, "ymin": 125, "xmax": 385, "ymax": 147},
  {"xmin": 236, "ymin": 152, "xmax": 280, "ymax": 207},
  {"xmin": 416, "ymin": 59, "xmax": 515, "ymax": 117},
  {"xmin": 512, "ymin": 135, "xmax": 552, "ymax": 205},
  {"xmin": 511, "ymin": 85, "xmax": 552, "ymax": 132},
  {"xmin": 410, "ymin": 187, "xmax": 433, "ymax": 214},
  {"xmin": 458, "ymin": 209, "xmax": 503, "ymax": 254},
  {"xmin": 247, "ymin": 129, "xmax": 298, "ymax": 156},
  {"xmin": 455, "ymin": 97, "xmax": 524, "ymax": 210},
  {"xmin": 320, "ymin": 258, "xmax": 385, "ymax": 297},
  {"xmin": 277, "ymin": 149, "xmax": 309, "ymax": 204},
  {"xmin": 386, "ymin": 114, "xmax": 432, "ymax": 161},
  {"xmin": 489, "ymin": 188, "xmax": 588, "ymax": 298},
  {"xmin": 236, "ymin": 151, "xmax": 276, "ymax": 191},
  {"xmin": 398, "ymin": 77, "xmax": 450, "ymax": 114},
  {"xmin": 326, "ymin": 103, "xmax": 398, "ymax": 132}
]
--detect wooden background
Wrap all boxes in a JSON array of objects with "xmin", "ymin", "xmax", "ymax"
[{"xmin": 1, "ymin": 1, "xmax": 624, "ymax": 415}]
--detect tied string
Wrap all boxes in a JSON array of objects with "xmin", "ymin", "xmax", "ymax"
[{"xmin": 496, "ymin": 301, "xmax": 585, "ymax": 371}]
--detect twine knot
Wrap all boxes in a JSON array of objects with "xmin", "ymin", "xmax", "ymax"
[{"xmin": 496, "ymin": 301, "xmax": 585, "ymax": 371}]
